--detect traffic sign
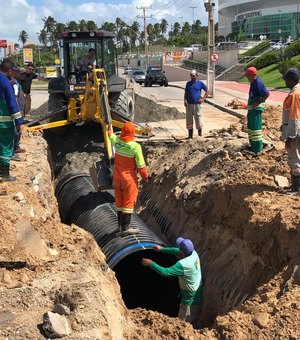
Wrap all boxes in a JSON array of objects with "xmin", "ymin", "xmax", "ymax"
[
  {"xmin": 210, "ymin": 53, "xmax": 219, "ymax": 62},
  {"xmin": 0, "ymin": 40, "xmax": 7, "ymax": 48}
]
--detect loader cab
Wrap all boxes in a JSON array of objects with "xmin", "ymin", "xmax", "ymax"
[{"xmin": 57, "ymin": 30, "xmax": 117, "ymax": 85}]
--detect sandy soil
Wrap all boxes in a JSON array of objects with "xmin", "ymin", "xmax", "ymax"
[{"xmin": 1, "ymin": 87, "xmax": 299, "ymax": 339}]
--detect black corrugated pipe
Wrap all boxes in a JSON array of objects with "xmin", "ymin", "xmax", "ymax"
[{"xmin": 55, "ymin": 173, "xmax": 180, "ymax": 317}]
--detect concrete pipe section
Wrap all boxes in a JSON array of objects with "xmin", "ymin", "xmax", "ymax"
[{"xmin": 55, "ymin": 173, "xmax": 180, "ymax": 317}]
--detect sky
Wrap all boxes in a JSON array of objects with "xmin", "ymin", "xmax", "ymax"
[{"xmin": 1, "ymin": 0, "xmax": 217, "ymax": 43}]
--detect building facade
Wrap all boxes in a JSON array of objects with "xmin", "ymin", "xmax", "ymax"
[{"xmin": 218, "ymin": 0, "xmax": 300, "ymax": 40}]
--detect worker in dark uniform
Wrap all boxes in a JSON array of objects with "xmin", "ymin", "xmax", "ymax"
[
  {"xmin": 20, "ymin": 62, "xmax": 37, "ymax": 115},
  {"xmin": 0, "ymin": 59, "xmax": 24, "ymax": 181},
  {"xmin": 244, "ymin": 66, "xmax": 270, "ymax": 155}
]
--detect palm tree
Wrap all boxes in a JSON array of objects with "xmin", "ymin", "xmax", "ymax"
[
  {"xmin": 160, "ymin": 19, "xmax": 168, "ymax": 35},
  {"xmin": 78, "ymin": 19, "xmax": 87, "ymax": 32},
  {"xmin": 43, "ymin": 16, "xmax": 56, "ymax": 34},
  {"xmin": 38, "ymin": 29, "xmax": 48, "ymax": 47},
  {"xmin": 86, "ymin": 20, "xmax": 98, "ymax": 31},
  {"xmin": 66, "ymin": 21, "xmax": 78, "ymax": 31},
  {"xmin": 18, "ymin": 30, "xmax": 29, "ymax": 46},
  {"xmin": 173, "ymin": 22, "xmax": 181, "ymax": 36},
  {"xmin": 153, "ymin": 23, "xmax": 161, "ymax": 41},
  {"xmin": 182, "ymin": 22, "xmax": 191, "ymax": 35},
  {"xmin": 101, "ymin": 22, "xmax": 116, "ymax": 33},
  {"xmin": 146, "ymin": 24, "xmax": 155, "ymax": 45}
]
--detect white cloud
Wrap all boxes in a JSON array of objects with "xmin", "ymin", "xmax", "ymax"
[{"xmin": 2, "ymin": 0, "xmax": 214, "ymax": 44}]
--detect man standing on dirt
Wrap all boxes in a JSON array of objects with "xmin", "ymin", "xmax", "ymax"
[
  {"xmin": 142, "ymin": 237, "xmax": 202, "ymax": 328},
  {"xmin": 184, "ymin": 69, "xmax": 208, "ymax": 139},
  {"xmin": 281, "ymin": 68, "xmax": 300, "ymax": 194},
  {"xmin": 108, "ymin": 122, "xmax": 149, "ymax": 236},
  {"xmin": 20, "ymin": 63, "xmax": 37, "ymax": 116},
  {"xmin": 0, "ymin": 59, "xmax": 24, "ymax": 181},
  {"xmin": 244, "ymin": 66, "xmax": 270, "ymax": 155}
]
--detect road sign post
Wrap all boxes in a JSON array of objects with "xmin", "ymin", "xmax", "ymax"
[{"xmin": 205, "ymin": 1, "xmax": 216, "ymax": 98}]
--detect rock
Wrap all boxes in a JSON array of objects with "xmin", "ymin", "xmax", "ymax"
[
  {"xmin": 253, "ymin": 312, "xmax": 269, "ymax": 328},
  {"xmin": 0, "ymin": 185, "xmax": 8, "ymax": 196},
  {"xmin": 274, "ymin": 175, "xmax": 289, "ymax": 188},
  {"xmin": 6, "ymin": 281, "xmax": 23, "ymax": 289},
  {"xmin": 29, "ymin": 206, "xmax": 35, "ymax": 218},
  {"xmin": 13, "ymin": 192, "xmax": 26, "ymax": 203},
  {"xmin": 42, "ymin": 311, "xmax": 71, "ymax": 338},
  {"xmin": 53, "ymin": 304, "xmax": 71, "ymax": 316},
  {"xmin": 20, "ymin": 273, "xmax": 30, "ymax": 284},
  {"xmin": 2, "ymin": 272, "xmax": 12, "ymax": 284},
  {"xmin": 48, "ymin": 248, "xmax": 59, "ymax": 256},
  {"xmin": 232, "ymin": 152, "xmax": 244, "ymax": 160}
]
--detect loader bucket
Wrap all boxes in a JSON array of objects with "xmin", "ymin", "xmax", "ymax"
[{"xmin": 89, "ymin": 160, "xmax": 113, "ymax": 191}]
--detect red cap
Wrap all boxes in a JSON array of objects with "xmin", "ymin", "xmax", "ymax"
[
  {"xmin": 120, "ymin": 122, "xmax": 135, "ymax": 142},
  {"xmin": 243, "ymin": 66, "xmax": 257, "ymax": 76}
]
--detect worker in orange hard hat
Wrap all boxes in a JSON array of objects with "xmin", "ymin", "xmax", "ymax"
[{"xmin": 108, "ymin": 122, "xmax": 149, "ymax": 236}]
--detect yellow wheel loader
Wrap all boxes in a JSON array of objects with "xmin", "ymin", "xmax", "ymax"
[{"xmin": 25, "ymin": 30, "xmax": 152, "ymax": 190}]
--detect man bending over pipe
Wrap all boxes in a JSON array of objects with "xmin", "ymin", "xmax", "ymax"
[
  {"xmin": 109, "ymin": 122, "xmax": 149, "ymax": 236},
  {"xmin": 142, "ymin": 237, "xmax": 202, "ymax": 327}
]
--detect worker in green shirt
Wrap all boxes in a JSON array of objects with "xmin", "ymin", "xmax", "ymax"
[{"xmin": 142, "ymin": 237, "xmax": 202, "ymax": 327}]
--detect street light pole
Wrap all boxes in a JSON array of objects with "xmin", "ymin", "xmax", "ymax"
[
  {"xmin": 205, "ymin": 0, "xmax": 215, "ymax": 98},
  {"xmin": 189, "ymin": 6, "xmax": 196, "ymax": 34}
]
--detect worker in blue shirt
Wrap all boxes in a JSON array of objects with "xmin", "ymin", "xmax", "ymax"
[
  {"xmin": 244, "ymin": 66, "xmax": 270, "ymax": 155},
  {"xmin": 184, "ymin": 70, "xmax": 208, "ymax": 139},
  {"xmin": 0, "ymin": 59, "xmax": 24, "ymax": 181}
]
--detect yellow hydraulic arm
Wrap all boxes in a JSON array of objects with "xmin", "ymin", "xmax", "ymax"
[{"xmin": 26, "ymin": 68, "xmax": 152, "ymax": 161}]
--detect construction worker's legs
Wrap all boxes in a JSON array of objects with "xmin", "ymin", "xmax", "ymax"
[
  {"xmin": 186, "ymin": 105, "xmax": 194, "ymax": 138},
  {"xmin": 24, "ymin": 94, "xmax": 31, "ymax": 116},
  {"xmin": 178, "ymin": 303, "xmax": 201, "ymax": 328},
  {"xmin": 192, "ymin": 104, "xmax": 202, "ymax": 133},
  {"xmin": 247, "ymin": 110, "xmax": 262, "ymax": 154},
  {"xmin": 0, "ymin": 128, "xmax": 16, "ymax": 182},
  {"xmin": 114, "ymin": 179, "xmax": 139, "ymax": 234},
  {"xmin": 287, "ymin": 137, "xmax": 300, "ymax": 193}
]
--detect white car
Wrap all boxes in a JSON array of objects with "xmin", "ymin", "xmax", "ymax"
[
  {"xmin": 131, "ymin": 70, "xmax": 146, "ymax": 84},
  {"xmin": 123, "ymin": 67, "xmax": 134, "ymax": 75},
  {"xmin": 272, "ymin": 42, "xmax": 283, "ymax": 50}
]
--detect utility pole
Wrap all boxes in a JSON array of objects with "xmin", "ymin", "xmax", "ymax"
[
  {"xmin": 137, "ymin": 6, "xmax": 152, "ymax": 56},
  {"xmin": 204, "ymin": 0, "xmax": 216, "ymax": 97},
  {"xmin": 189, "ymin": 6, "xmax": 196, "ymax": 34}
]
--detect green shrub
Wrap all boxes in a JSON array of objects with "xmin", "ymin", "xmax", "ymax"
[
  {"xmin": 243, "ymin": 41, "xmax": 270, "ymax": 57},
  {"xmin": 246, "ymin": 51, "xmax": 281, "ymax": 70},
  {"xmin": 277, "ymin": 59, "xmax": 300, "ymax": 76}
]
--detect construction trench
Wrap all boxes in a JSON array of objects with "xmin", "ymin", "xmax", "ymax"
[{"xmin": 15, "ymin": 91, "xmax": 299, "ymax": 338}]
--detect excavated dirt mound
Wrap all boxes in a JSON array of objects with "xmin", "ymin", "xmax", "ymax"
[
  {"xmin": 1, "ymin": 99, "xmax": 299, "ymax": 339},
  {"xmin": 136, "ymin": 107, "xmax": 300, "ymax": 338}
]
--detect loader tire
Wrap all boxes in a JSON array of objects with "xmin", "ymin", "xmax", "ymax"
[
  {"xmin": 47, "ymin": 93, "xmax": 68, "ymax": 135},
  {"xmin": 110, "ymin": 91, "xmax": 135, "ymax": 120}
]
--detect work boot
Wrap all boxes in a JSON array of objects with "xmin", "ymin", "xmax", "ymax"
[
  {"xmin": 1, "ymin": 164, "xmax": 16, "ymax": 182},
  {"xmin": 285, "ymin": 175, "xmax": 300, "ymax": 195},
  {"xmin": 117, "ymin": 211, "xmax": 122, "ymax": 232},
  {"xmin": 119, "ymin": 213, "xmax": 139, "ymax": 236},
  {"xmin": 198, "ymin": 128, "xmax": 202, "ymax": 137},
  {"xmin": 188, "ymin": 129, "xmax": 193, "ymax": 139},
  {"xmin": 15, "ymin": 147, "xmax": 26, "ymax": 154},
  {"xmin": 11, "ymin": 154, "xmax": 21, "ymax": 162}
]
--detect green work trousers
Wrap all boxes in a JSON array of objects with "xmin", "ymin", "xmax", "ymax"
[
  {"xmin": 247, "ymin": 109, "xmax": 263, "ymax": 154},
  {"xmin": 0, "ymin": 128, "xmax": 15, "ymax": 165}
]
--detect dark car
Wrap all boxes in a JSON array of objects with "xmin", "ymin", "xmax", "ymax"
[
  {"xmin": 131, "ymin": 70, "xmax": 146, "ymax": 84},
  {"xmin": 144, "ymin": 67, "xmax": 168, "ymax": 87}
]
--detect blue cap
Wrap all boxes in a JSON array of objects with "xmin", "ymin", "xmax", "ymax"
[
  {"xmin": 176, "ymin": 237, "xmax": 194, "ymax": 255},
  {"xmin": 11, "ymin": 64, "xmax": 20, "ymax": 72},
  {"xmin": 283, "ymin": 68, "xmax": 300, "ymax": 80}
]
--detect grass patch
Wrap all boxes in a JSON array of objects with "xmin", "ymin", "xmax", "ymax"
[{"xmin": 239, "ymin": 54, "xmax": 300, "ymax": 90}]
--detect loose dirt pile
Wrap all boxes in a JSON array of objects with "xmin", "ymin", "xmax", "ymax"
[
  {"xmin": 1, "ymin": 98, "xmax": 299, "ymax": 339},
  {"xmin": 137, "ymin": 104, "xmax": 300, "ymax": 338}
]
